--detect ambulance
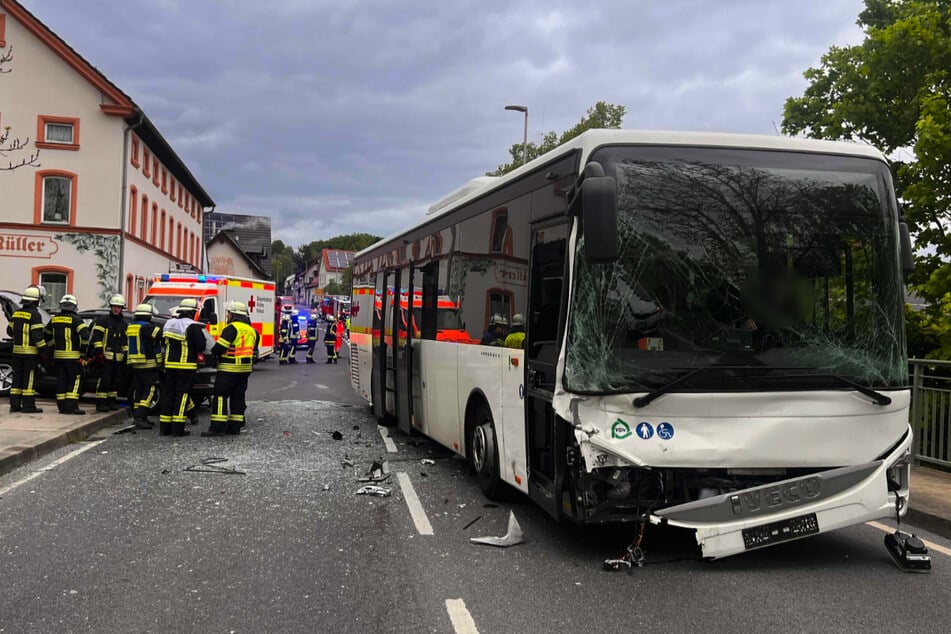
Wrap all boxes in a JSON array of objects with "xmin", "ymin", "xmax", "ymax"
[{"xmin": 144, "ymin": 274, "xmax": 275, "ymax": 360}]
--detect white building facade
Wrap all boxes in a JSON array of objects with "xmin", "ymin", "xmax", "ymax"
[{"xmin": 0, "ymin": 0, "xmax": 214, "ymax": 311}]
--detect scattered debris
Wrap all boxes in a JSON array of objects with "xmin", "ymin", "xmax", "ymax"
[
  {"xmin": 604, "ymin": 520, "xmax": 647, "ymax": 573},
  {"xmin": 341, "ymin": 458, "xmax": 355, "ymax": 467},
  {"xmin": 183, "ymin": 457, "xmax": 245, "ymax": 475},
  {"xmin": 161, "ymin": 469, "xmax": 170, "ymax": 475},
  {"xmin": 419, "ymin": 472, "xmax": 428, "ymax": 477},
  {"xmin": 463, "ymin": 516, "xmax": 482, "ymax": 530},
  {"xmin": 352, "ymin": 425, "xmax": 360, "ymax": 430},
  {"xmin": 420, "ymin": 459, "xmax": 435, "ymax": 466},
  {"xmin": 113, "ymin": 425, "xmax": 136, "ymax": 435},
  {"xmin": 331, "ymin": 431, "xmax": 343, "ymax": 441},
  {"xmin": 283, "ymin": 431, "xmax": 292, "ymax": 436},
  {"xmin": 357, "ymin": 461, "xmax": 390, "ymax": 482},
  {"xmin": 470, "ymin": 511, "xmax": 524, "ymax": 548},
  {"xmin": 356, "ymin": 485, "xmax": 391, "ymax": 497},
  {"xmin": 322, "ymin": 484, "xmax": 330, "ymax": 491}
]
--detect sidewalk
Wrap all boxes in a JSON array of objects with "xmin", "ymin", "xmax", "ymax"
[
  {"xmin": 0, "ymin": 398, "xmax": 130, "ymax": 478},
  {"xmin": 907, "ymin": 465, "xmax": 951, "ymax": 538}
]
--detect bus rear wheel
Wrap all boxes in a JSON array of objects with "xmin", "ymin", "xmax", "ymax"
[{"xmin": 471, "ymin": 406, "xmax": 503, "ymax": 500}]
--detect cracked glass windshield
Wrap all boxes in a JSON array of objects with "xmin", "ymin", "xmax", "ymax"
[{"xmin": 566, "ymin": 147, "xmax": 906, "ymax": 393}]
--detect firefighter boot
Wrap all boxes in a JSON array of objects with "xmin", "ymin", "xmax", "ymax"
[
  {"xmin": 20, "ymin": 397, "xmax": 43, "ymax": 414},
  {"xmin": 171, "ymin": 422, "xmax": 191, "ymax": 437},
  {"xmin": 9, "ymin": 395, "xmax": 22, "ymax": 413},
  {"xmin": 57, "ymin": 400, "xmax": 66, "ymax": 414},
  {"xmin": 201, "ymin": 421, "xmax": 227, "ymax": 437},
  {"xmin": 159, "ymin": 421, "xmax": 172, "ymax": 436}
]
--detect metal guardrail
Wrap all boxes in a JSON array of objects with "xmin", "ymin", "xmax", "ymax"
[{"xmin": 909, "ymin": 358, "xmax": 951, "ymax": 468}]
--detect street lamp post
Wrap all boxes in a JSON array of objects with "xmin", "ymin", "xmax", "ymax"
[{"xmin": 505, "ymin": 104, "xmax": 528, "ymax": 166}]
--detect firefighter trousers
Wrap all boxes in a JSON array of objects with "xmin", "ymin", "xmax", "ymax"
[
  {"xmin": 131, "ymin": 367, "xmax": 160, "ymax": 420},
  {"xmin": 209, "ymin": 371, "xmax": 250, "ymax": 434},
  {"xmin": 55, "ymin": 359, "xmax": 83, "ymax": 412}
]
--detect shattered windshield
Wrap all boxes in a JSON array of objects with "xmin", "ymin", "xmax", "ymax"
[{"xmin": 566, "ymin": 147, "xmax": 906, "ymax": 393}]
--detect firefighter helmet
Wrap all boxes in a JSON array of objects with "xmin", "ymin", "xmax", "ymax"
[
  {"xmin": 22, "ymin": 286, "xmax": 42, "ymax": 302},
  {"xmin": 511, "ymin": 313, "xmax": 525, "ymax": 327},
  {"xmin": 227, "ymin": 301, "xmax": 248, "ymax": 316},
  {"xmin": 134, "ymin": 303, "xmax": 153, "ymax": 317},
  {"xmin": 60, "ymin": 294, "xmax": 78, "ymax": 310},
  {"xmin": 109, "ymin": 294, "xmax": 126, "ymax": 308}
]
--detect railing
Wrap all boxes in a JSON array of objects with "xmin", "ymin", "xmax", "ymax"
[{"xmin": 909, "ymin": 358, "xmax": 951, "ymax": 468}]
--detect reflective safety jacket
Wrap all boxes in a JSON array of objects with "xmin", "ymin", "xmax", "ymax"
[
  {"xmin": 162, "ymin": 317, "xmax": 207, "ymax": 371},
  {"xmin": 127, "ymin": 320, "xmax": 163, "ymax": 368},
  {"xmin": 306, "ymin": 316, "xmax": 319, "ymax": 338},
  {"xmin": 212, "ymin": 317, "xmax": 259, "ymax": 373},
  {"xmin": 289, "ymin": 317, "xmax": 301, "ymax": 341},
  {"xmin": 45, "ymin": 309, "xmax": 89, "ymax": 360},
  {"xmin": 89, "ymin": 312, "xmax": 128, "ymax": 361},
  {"xmin": 8, "ymin": 306, "xmax": 47, "ymax": 356},
  {"xmin": 323, "ymin": 323, "xmax": 337, "ymax": 344},
  {"xmin": 504, "ymin": 330, "xmax": 526, "ymax": 349},
  {"xmin": 278, "ymin": 316, "xmax": 290, "ymax": 344}
]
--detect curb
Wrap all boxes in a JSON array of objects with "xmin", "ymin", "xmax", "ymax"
[
  {"xmin": 0, "ymin": 409, "xmax": 130, "ymax": 478},
  {"xmin": 906, "ymin": 508, "xmax": 951, "ymax": 541}
]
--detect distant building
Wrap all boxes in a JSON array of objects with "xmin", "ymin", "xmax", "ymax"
[
  {"xmin": 203, "ymin": 212, "xmax": 272, "ymax": 276},
  {"xmin": 0, "ymin": 0, "xmax": 214, "ymax": 308},
  {"xmin": 206, "ymin": 231, "xmax": 269, "ymax": 280},
  {"xmin": 302, "ymin": 249, "xmax": 354, "ymax": 306}
]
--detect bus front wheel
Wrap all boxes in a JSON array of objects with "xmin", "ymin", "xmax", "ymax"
[{"xmin": 471, "ymin": 407, "xmax": 503, "ymax": 500}]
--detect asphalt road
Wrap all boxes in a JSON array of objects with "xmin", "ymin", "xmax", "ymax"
[{"xmin": 2, "ymin": 351, "xmax": 951, "ymax": 632}]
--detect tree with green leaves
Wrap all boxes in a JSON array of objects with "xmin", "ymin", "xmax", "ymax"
[
  {"xmin": 488, "ymin": 101, "xmax": 626, "ymax": 176},
  {"xmin": 782, "ymin": 0, "xmax": 951, "ymax": 358}
]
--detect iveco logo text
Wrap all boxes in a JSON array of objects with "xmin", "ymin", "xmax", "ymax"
[{"xmin": 730, "ymin": 477, "xmax": 822, "ymax": 516}]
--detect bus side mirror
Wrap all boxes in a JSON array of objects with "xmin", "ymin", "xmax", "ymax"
[
  {"xmin": 899, "ymin": 221, "xmax": 914, "ymax": 278},
  {"xmin": 568, "ymin": 162, "xmax": 619, "ymax": 264}
]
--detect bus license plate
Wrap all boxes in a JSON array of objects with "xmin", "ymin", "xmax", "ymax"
[{"xmin": 742, "ymin": 513, "xmax": 819, "ymax": 550}]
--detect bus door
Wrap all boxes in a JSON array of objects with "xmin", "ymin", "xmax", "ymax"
[
  {"xmin": 370, "ymin": 271, "xmax": 395, "ymax": 423},
  {"xmin": 394, "ymin": 265, "xmax": 418, "ymax": 434},
  {"xmin": 525, "ymin": 221, "xmax": 569, "ymax": 519}
]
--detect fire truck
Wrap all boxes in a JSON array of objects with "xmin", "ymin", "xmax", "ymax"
[{"xmin": 144, "ymin": 274, "xmax": 275, "ymax": 359}]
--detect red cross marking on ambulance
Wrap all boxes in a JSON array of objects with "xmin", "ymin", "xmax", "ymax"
[{"xmin": 248, "ymin": 295, "xmax": 256, "ymax": 312}]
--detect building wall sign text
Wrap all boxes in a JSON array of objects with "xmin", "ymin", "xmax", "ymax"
[{"xmin": 0, "ymin": 233, "xmax": 60, "ymax": 259}]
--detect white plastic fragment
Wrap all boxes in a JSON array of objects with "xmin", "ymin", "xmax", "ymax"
[
  {"xmin": 356, "ymin": 485, "xmax": 391, "ymax": 497},
  {"xmin": 420, "ymin": 458, "xmax": 435, "ymax": 466},
  {"xmin": 470, "ymin": 511, "xmax": 524, "ymax": 548}
]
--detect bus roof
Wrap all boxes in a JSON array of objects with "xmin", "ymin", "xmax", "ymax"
[{"xmin": 356, "ymin": 129, "xmax": 888, "ymax": 261}]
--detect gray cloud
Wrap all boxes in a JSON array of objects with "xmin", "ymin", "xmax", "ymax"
[{"xmin": 21, "ymin": 0, "xmax": 866, "ymax": 245}]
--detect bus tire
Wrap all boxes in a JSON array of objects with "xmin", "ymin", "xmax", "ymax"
[{"xmin": 471, "ymin": 405, "xmax": 503, "ymax": 500}]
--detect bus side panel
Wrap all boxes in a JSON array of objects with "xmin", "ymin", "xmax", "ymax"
[
  {"xmin": 350, "ymin": 287, "xmax": 375, "ymax": 403},
  {"xmin": 499, "ymin": 348, "xmax": 528, "ymax": 493},
  {"xmin": 455, "ymin": 344, "xmax": 509, "ymax": 477},
  {"xmin": 418, "ymin": 340, "xmax": 462, "ymax": 453}
]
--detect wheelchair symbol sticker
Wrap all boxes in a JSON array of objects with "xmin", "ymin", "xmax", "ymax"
[{"xmin": 657, "ymin": 422, "xmax": 675, "ymax": 440}]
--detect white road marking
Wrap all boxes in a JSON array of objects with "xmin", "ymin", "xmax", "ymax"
[
  {"xmin": 270, "ymin": 380, "xmax": 299, "ymax": 393},
  {"xmin": 866, "ymin": 520, "xmax": 951, "ymax": 558},
  {"xmin": 397, "ymin": 472, "xmax": 433, "ymax": 535},
  {"xmin": 315, "ymin": 383, "xmax": 329, "ymax": 389},
  {"xmin": 445, "ymin": 599, "xmax": 479, "ymax": 634},
  {"xmin": 0, "ymin": 440, "xmax": 107, "ymax": 498},
  {"xmin": 377, "ymin": 426, "xmax": 398, "ymax": 453}
]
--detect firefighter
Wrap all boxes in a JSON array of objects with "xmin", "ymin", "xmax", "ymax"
[
  {"xmin": 44, "ymin": 294, "xmax": 89, "ymax": 415},
  {"xmin": 323, "ymin": 315, "xmax": 338, "ymax": 363},
  {"xmin": 504, "ymin": 313, "xmax": 526, "ymax": 349},
  {"xmin": 278, "ymin": 307, "xmax": 291, "ymax": 365},
  {"xmin": 203, "ymin": 301, "xmax": 259, "ymax": 437},
  {"xmin": 88, "ymin": 294, "xmax": 128, "ymax": 412},
  {"xmin": 305, "ymin": 310, "xmax": 320, "ymax": 363},
  {"xmin": 160, "ymin": 298, "xmax": 206, "ymax": 436},
  {"xmin": 7, "ymin": 286, "xmax": 48, "ymax": 413},
  {"xmin": 127, "ymin": 304, "xmax": 163, "ymax": 429},
  {"xmin": 288, "ymin": 309, "xmax": 301, "ymax": 363}
]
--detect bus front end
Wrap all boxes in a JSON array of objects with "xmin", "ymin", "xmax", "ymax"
[{"xmin": 554, "ymin": 140, "xmax": 912, "ymax": 559}]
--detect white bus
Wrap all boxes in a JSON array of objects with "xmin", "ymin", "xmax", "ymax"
[{"xmin": 350, "ymin": 130, "xmax": 916, "ymax": 559}]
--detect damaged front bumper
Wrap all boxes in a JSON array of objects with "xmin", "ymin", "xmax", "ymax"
[{"xmin": 651, "ymin": 425, "xmax": 912, "ymax": 559}]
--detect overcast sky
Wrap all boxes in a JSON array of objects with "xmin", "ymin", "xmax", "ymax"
[{"xmin": 20, "ymin": 0, "xmax": 867, "ymax": 247}]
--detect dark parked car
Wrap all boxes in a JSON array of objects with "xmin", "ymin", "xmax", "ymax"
[{"xmin": 0, "ymin": 297, "xmax": 216, "ymax": 408}]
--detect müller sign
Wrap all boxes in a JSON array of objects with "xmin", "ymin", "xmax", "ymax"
[{"xmin": 0, "ymin": 233, "xmax": 60, "ymax": 258}]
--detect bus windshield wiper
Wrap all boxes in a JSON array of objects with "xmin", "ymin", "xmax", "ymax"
[
  {"xmin": 803, "ymin": 373, "xmax": 892, "ymax": 406},
  {"xmin": 632, "ymin": 364, "xmax": 752, "ymax": 408}
]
